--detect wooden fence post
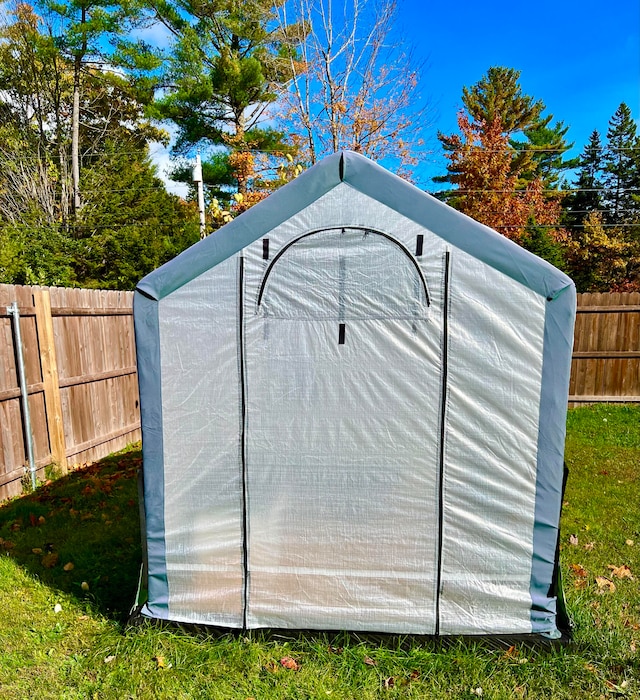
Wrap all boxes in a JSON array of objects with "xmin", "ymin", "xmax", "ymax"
[{"xmin": 33, "ymin": 288, "xmax": 68, "ymax": 474}]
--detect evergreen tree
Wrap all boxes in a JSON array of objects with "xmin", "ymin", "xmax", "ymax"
[
  {"xmin": 461, "ymin": 66, "xmax": 544, "ymax": 135},
  {"xmin": 520, "ymin": 218, "xmax": 567, "ymax": 271},
  {"xmin": 602, "ymin": 102, "xmax": 640, "ymax": 224},
  {"xmin": 152, "ymin": 0, "xmax": 299, "ymax": 202},
  {"xmin": 42, "ymin": 0, "xmax": 160, "ymax": 215},
  {"xmin": 435, "ymin": 67, "xmax": 567, "ymax": 252},
  {"xmin": 564, "ymin": 130, "xmax": 605, "ymax": 228},
  {"xmin": 515, "ymin": 117, "xmax": 577, "ymax": 189},
  {"xmin": 436, "ymin": 67, "xmax": 574, "ymax": 190}
]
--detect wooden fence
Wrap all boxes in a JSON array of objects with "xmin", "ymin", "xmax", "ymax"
[
  {"xmin": 570, "ymin": 292, "xmax": 640, "ymax": 405},
  {"xmin": 0, "ymin": 285, "xmax": 638, "ymax": 500},
  {"xmin": 0, "ymin": 284, "xmax": 140, "ymax": 500}
]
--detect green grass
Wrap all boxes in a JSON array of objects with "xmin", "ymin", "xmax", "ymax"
[{"xmin": 0, "ymin": 406, "xmax": 639, "ymax": 699}]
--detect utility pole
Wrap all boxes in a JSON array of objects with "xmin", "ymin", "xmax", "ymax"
[{"xmin": 192, "ymin": 153, "xmax": 206, "ymax": 239}]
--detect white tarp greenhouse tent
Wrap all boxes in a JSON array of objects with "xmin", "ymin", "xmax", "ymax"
[{"xmin": 134, "ymin": 151, "xmax": 576, "ymax": 639}]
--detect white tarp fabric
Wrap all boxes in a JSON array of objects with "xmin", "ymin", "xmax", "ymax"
[{"xmin": 135, "ymin": 152, "xmax": 575, "ymax": 638}]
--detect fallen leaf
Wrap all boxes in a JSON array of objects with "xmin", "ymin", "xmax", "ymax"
[
  {"xmin": 384, "ymin": 677, "xmax": 395, "ymax": 689},
  {"xmin": 626, "ymin": 540, "xmax": 634, "ymax": 547},
  {"xmin": 471, "ymin": 689, "xmax": 483, "ymax": 697},
  {"xmin": 63, "ymin": 562, "xmax": 74, "ymax": 572},
  {"xmin": 54, "ymin": 603, "xmax": 62, "ymax": 613},
  {"xmin": 574, "ymin": 578, "xmax": 588, "ymax": 590},
  {"xmin": 29, "ymin": 513, "xmax": 38, "ymax": 527},
  {"xmin": 38, "ymin": 515, "xmax": 46, "ymax": 525},
  {"xmin": 631, "ymin": 641, "xmax": 636, "ymax": 653},
  {"xmin": 280, "ymin": 656, "xmax": 300, "ymax": 671},
  {"xmin": 502, "ymin": 645, "xmax": 518, "ymax": 659},
  {"xmin": 32, "ymin": 548, "xmax": 43, "ymax": 555},
  {"xmin": 154, "ymin": 656, "xmax": 167, "ymax": 669},
  {"xmin": 363, "ymin": 656, "xmax": 377, "ymax": 666},
  {"xmin": 569, "ymin": 534, "xmax": 579, "ymax": 546},
  {"xmin": 605, "ymin": 679, "xmax": 628, "ymax": 693},
  {"xmin": 595, "ymin": 576, "xmax": 616, "ymax": 592},
  {"xmin": 607, "ymin": 565, "xmax": 633, "ymax": 580},
  {"xmin": 584, "ymin": 542, "xmax": 595, "ymax": 551},
  {"xmin": 570, "ymin": 563, "xmax": 588, "ymax": 578},
  {"xmin": 328, "ymin": 645, "xmax": 343, "ymax": 654},
  {"xmin": 81, "ymin": 581, "xmax": 90, "ymax": 591},
  {"xmin": 263, "ymin": 660, "xmax": 278, "ymax": 674},
  {"xmin": 409, "ymin": 670, "xmax": 420, "ymax": 681},
  {"xmin": 104, "ymin": 655, "xmax": 116, "ymax": 664},
  {"xmin": 41, "ymin": 552, "xmax": 59, "ymax": 569}
]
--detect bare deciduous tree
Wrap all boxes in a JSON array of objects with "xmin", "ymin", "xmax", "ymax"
[{"xmin": 276, "ymin": 0, "xmax": 430, "ymax": 177}]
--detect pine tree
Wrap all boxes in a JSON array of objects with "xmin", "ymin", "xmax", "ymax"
[
  {"xmin": 435, "ymin": 67, "xmax": 567, "ymax": 251},
  {"xmin": 152, "ymin": 0, "xmax": 299, "ymax": 202},
  {"xmin": 461, "ymin": 66, "xmax": 544, "ymax": 135},
  {"xmin": 602, "ymin": 103, "xmax": 640, "ymax": 224},
  {"xmin": 564, "ymin": 130, "xmax": 604, "ymax": 228},
  {"xmin": 436, "ymin": 67, "xmax": 574, "ymax": 190}
]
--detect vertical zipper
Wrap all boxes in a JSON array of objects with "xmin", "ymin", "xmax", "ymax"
[
  {"xmin": 435, "ymin": 250, "xmax": 451, "ymax": 635},
  {"xmin": 238, "ymin": 255, "xmax": 250, "ymax": 632}
]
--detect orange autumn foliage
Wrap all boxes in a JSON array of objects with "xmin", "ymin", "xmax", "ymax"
[{"xmin": 441, "ymin": 113, "xmax": 564, "ymax": 242}]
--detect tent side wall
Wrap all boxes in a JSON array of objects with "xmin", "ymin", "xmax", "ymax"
[
  {"xmin": 530, "ymin": 284, "xmax": 576, "ymax": 635},
  {"xmin": 134, "ymin": 291, "xmax": 169, "ymax": 619}
]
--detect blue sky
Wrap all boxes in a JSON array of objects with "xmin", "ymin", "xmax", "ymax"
[
  {"xmin": 153, "ymin": 0, "xmax": 639, "ymax": 194},
  {"xmin": 399, "ymin": 0, "xmax": 640, "ymax": 187}
]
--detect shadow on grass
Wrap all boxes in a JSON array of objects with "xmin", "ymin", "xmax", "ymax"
[{"xmin": 0, "ymin": 447, "xmax": 142, "ymax": 623}]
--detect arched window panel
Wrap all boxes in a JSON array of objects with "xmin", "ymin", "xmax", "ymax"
[{"xmin": 257, "ymin": 228, "xmax": 430, "ymax": 321}]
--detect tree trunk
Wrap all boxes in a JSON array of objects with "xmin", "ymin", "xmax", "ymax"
[{"xmin": 71, "ymin": 7, "xmax": 87, "ymax": 219}]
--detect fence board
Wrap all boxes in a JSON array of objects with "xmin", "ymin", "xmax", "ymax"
[
  {"xmin": 569, "ymin": 292, "xmax": 640, "ymax": 404},
  {"xmin": 0, "ymin": 284, "xmax": 140, "ymax": 500}
]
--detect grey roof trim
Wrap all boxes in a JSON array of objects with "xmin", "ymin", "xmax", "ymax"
[
  {"xmin": 136, "ymin": 150, "xmax": 574, "ymax": 302},
  {"xmin": 339, "ymin": 151, "xmax": 574, "ymax": 300}
]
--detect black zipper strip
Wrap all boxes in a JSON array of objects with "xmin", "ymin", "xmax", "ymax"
[
  {"xmin": 238, "ymin": 256, "xmax": 250, "ymax": 632},
  {"xmin": 256, "ymin": 226, "xmax": 430, "ymax": 308},
  {"xmin": 435, "ymin": 250, "xmax": 451, "ymax": 635}
]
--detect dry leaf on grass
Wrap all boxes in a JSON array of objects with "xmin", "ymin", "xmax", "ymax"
[
  {"xmin": 570, "ymin": 563, "xmax": 588, "ymax": 577},
  {"xmin": 502, "ymin": 645, "xmax": 518, "ymax": 659},
  {"xmin": 626, "ymin": 539, "xmax": 634, "ymax": 546},
  {"xmin": 154, "ymin": 656, "xmax": 171, "ymax": 669},
  {"xmin": 384, "ymin": 677, "xmax": 395, "ymax": 689},
  {"xmin": 363, "ymin": 656, "xmax": 377, "ymax": 666},
  {"xmin": 595, "ymin": 576, "xmax": 616, "ymax": 592},
  {"xmin": 280, "ymin": 656, "xmax": 299, "ymax": 671},
  {"xmin": 63, "ymin": 562, "xmax": 74, "ymax": 572},
  {"xmin": 607, "ymin": 564, "xmax": 633, "ymax": 580},
  {"xmin": 584, "ymin": 542, "xmax": 595, "ymax": 551},
  {"xmin": 41, "ymin": 552, "xmax": 59, "ymax": 569},
  {"xmin": 569, "ymin": 534, "xmax": 579, "ymax": 545}
]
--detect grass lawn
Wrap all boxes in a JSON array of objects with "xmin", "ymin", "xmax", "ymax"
[{"xmin": 0, "ymin": 404, "xmax": 638, "ymax": 699}]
